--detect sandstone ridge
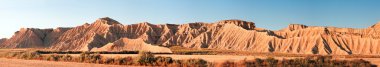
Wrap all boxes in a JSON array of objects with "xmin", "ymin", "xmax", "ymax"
[{"xmin": 1, "ymin": 17, "xmax": 380, "ymax": 55}]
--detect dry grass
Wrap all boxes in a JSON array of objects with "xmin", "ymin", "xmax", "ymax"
[{"xmin": 216, "ymin": 56, "xmax": 376, "ymax": 67}]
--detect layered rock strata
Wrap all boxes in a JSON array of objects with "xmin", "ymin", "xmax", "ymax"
[{"xmin": 1, "ymin": 17, "xmax": 380, "ymax": 55}]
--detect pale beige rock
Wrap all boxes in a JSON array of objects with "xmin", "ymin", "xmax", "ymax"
[
  {"xmin": 280, "ymin": 24, "xmax": 308, "ymax": 31},
  {"xmin": 49, "ymin": 17, "xmax": 116, "ymax": 51},
  {"xmin": 3, "ymin": 17, "xmax": 380, "ymax": 55},
  {"xmin": 1, "ymin": 28, "xmax": 52, "ymax": 48},
  {"xmin": 185, "ymin": 22, "xmax": 380, "ymax": 55},
  {"xmin": 91, "ymin": 38, "xmax": 172, "ymax": 53},
  {"xmin": 370, "ymin": 22, "xmax": 380, "ymax": 28}
]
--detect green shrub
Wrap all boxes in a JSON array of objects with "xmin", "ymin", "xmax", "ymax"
[
  {"xmin": 264, "ymin": 57, "xmax": 278, "ymax": 66},
  {"xmin": 16, "ymin": 51, "xmax": 42, "ymax": 60},
  {"xmin": 0, "ymin": 51, "xmax": 42, "ymax": 60},
  {"xmin": 45, "ymin": 54, "xmax": 62, "ymax": 61},
  {"xmin": 61, "ymin": 54, "xmax": 73, "ymax": 61},
  {"xmin": 101, "ymin": 57, "xmax": 115, "ymax": 64},
  {"xmin": 114, "ymin": 56, "xmax": 134, "ymax": 65},
  {"xmin": 79, "ymin": 52, "xmax": 102, "ymax": 63},
  {"xmin": 124, "ymin": 56, "xmax": 134, "ymax": 65},
  {"xmin": 4, "ymin": 52, "xmax": 20, "ymax": 58},
  {"xmin": 218, "ymin": 60, "xmax": 236, "ymax": 67},
  {"xmin": 79, "ymin": 52, "xmax": 88, "ymax": 62},
  {"xmin": 254, "ymin": 58, "xmax": 263, "ymax": 63},
  {"xmin": 219, "ymin": 56, "xmax": 376, "ymax": 67},
  {"xmin": 155, "ymin": 56, "xmax": 174, "ymax": 66},
  {"xmin": 180, "ymin": 59, "xmax": 208, "ymax": 67},
  {"xmin": 136, "ymin": 51, "xmax": 156, "ymax": 65}
]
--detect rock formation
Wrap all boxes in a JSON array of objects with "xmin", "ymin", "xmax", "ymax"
[
  {"xmin": 0, "ymin": 38, "xmax": 6, "ymax": 44},
  {"xmin": 0, "ymin": 28, "xmax": 70, "ymax": 48},
  {"xmin": 91, "ymin": 38, "xmax": 172, "ymax": 53},
  {"xmin": 1, "ymin": 17, "xmax": 380, "ymax": 55}
]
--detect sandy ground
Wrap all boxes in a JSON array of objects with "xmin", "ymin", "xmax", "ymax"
[{"xmin": 0, "ymin": 58, "xmax": 140, "ymax": 67}]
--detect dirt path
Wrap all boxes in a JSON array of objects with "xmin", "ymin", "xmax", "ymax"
[{"xmin": 0, "ymin": 58, "xmax": 138, "ymax": 67}]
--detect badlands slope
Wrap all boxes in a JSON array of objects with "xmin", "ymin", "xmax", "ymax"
[{"xmin": 1, "ymin": 17, "xmax": 380, "ymax": 55}]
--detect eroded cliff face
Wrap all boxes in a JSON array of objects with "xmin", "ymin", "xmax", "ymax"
[
  {"xmin": 0, "ymin": 28, "xmax": 71, "ymax": 48},
  {"xmin": 1, "ymin": 17, "xmax": 380, "ymax": 55},
  {"xmin": 0, "ymin": 38, "xmax": 6, "ymax": 45}
]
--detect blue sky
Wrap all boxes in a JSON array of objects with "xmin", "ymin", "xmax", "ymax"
[{"xmin": 1, "ymin": 0, "xmax": 380, "ymax": 38}]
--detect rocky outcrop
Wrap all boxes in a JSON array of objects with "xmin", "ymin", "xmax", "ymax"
[
  {"xmin": 91, "ymin": 38, "xmax": 172, "ymax": 53},
  {"xmin": 2, "ymin": 17, "xmax": 380, "ymax": 55},
  {"xmin": 0, "ymin": 38, "xmax": 6, "ymax": 44},
  {"xmin": 49, "ymin": 17, "xmax": 118, "ymax": 51},
  {"xmin": 370, "ymin": 22, "xmax": 380, "ymax": 28},
  {"xmin": 280, "ymin": 24, "xmax": 308, "ymax": 31},
  {"xmin": 217, "ymin": 20, "xmax": 255, "ymax": 30},
  {"xmin": 0, "ymin": 28, "xmax": 67, "ymax": 48}
]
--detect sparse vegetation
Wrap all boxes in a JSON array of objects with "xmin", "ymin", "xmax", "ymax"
[
  {"xmin": 217, "ymin": 56, "xmax": 376, "ymax": 67},
  {"xmin": 78, "ymin": 52, "xmax": 102, "ymax": 63},
  {"xmin": 0, "ymin": 50, "xmax": 210, "ymax": 66},
  {"xmin": 155, "ymin": 56, "xmax": 173, "ymax": 66},
  {"xmin": 61, "ymin": 54, "xmax": 73, "ymax": 61},
  {"xmin": 0, "ymin": 50, "xmax": 42, "ymax": 60},
  {"xmin": 35, "ymin": 50, "xmax": 139, "ymax": 54},
  {"xmin": 113, "ymin": 56, "xmax": 133, "ymax": 65},
  {"xmin": 45, "ymin": 54, "xmax": 61, "ymax": 61},
  {"xmin": 0, "ymin": 50, "xmax": 376, "ymax": 67},
  {"xmin": 179, "ymin": 59, "xmax": 209, "ymax": 67},
  {"xmin": 136, "ymin": 51, "xmax": 156, "ymax": 65}
]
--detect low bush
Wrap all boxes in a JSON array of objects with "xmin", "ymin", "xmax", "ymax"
[
  {"xmin": 155, "ymin": 56, "xmax": 174, "ymax": 66},
  {"xmin": 79, "ymin": 52, "xmax": 102, "ymax": 63},
  {"xmin": 217, "ymin": 60, "xmax": 236, "ymax": 67},
  {"xmin": 2, "ymin": 51, "xmax": 42, "ymax": 60},
  {"xmin": 44, "ymin": 54, "xmax": 61, "ymax": 61},
  {"xmin": 170, "ymin": 59, "xmax": 209, "ymax": 67},
  {"xmin": 217, "ymin": 56, "xmax": 376, "ymax": 67},
  {"xmin": 35, "ymin": 50, "xmax": 139, "ymax": 54},
  {"xmin": 61, "ymin": 54, "xmax": 73, "ymax": 61},
  {"xmin": 136, "ymin": 51, "xmax": 156, "ymax": 65},
  {"xmin": 134, "ymin": 51, "xmax": 210, "ymax": 66},
  {"xmin": 264, "ymin": 57, "xmax": 278, "ymax": 66},
  {"xmin": 113, "ymin": 56, "xmax": 134, "ymax": 65},
  {"xmin": 100, "ymin": 57, "xmax": 115, "ymax": 64},
  {"xmin": 6, "ymin": 50, "xmax": 373, "ymax": 67},
  {"xmin": 3, "ymin": 52, "xmax": 20, "ymax": 58}
]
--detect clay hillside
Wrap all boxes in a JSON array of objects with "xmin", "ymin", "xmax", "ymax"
[{"xmin": 1, "ymin": 17, "xmax": 380, "ymax": 55}]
